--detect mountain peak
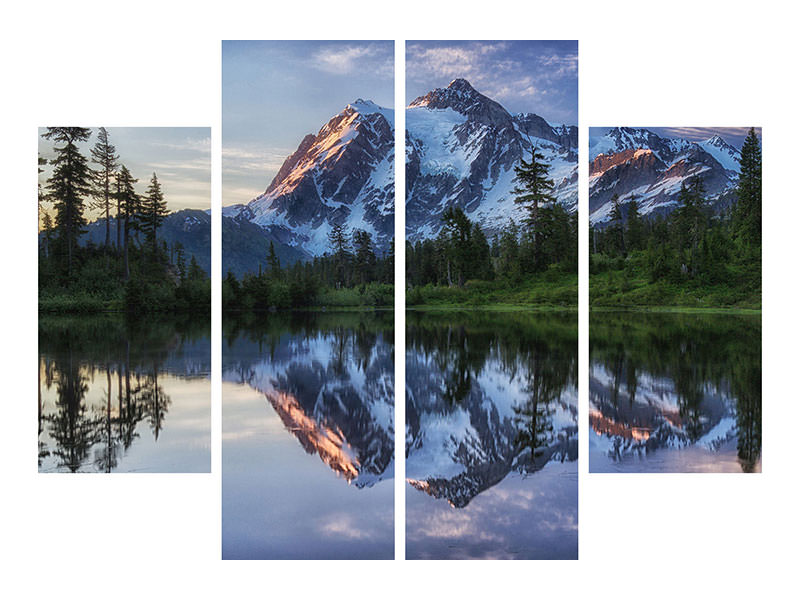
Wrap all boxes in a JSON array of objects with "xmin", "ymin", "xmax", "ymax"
[
  {"xmin": 704, "ymin": 134, "xmax": 732, "ymax": 149},
  {"xmin": 408, "ymin": 79, "xmax": 511, "ymax": 128},
  {"xmin": 344, "ymin": 99, "xmax": 394, "ymax": 125},
  {"xmin": 447, "ymin": 78, "xmax": 477, "ymax": 92}
]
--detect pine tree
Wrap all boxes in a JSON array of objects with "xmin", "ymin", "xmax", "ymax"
[
  {"xmin": 734, "ymin": 127, "xmax": 762, "ymax": 248},
  {"xmin": 353, "ymin": 229, "xmax": 376, "ymax": 284},
  {"xmin": 41, "ymin": 127, "xmax": 93, "ymax": 275},
  {"xmin": 89, "ymin": 127, "xmax": 119, "ymax": 250},
  {"xmin": 608, "ymin": 193, "xmax": 626, "ymax": 257},
  {"xmin": 115, "ymin": 165, "xmax": 140, "ymax": 280},
  {"xmin": 267, "ymin": 241, "xmax": 281, "ymax": 278},
  {"xmin": 625, "ymin": 198, "xmax": 644, "ymax": 252},
  {"xmin": 441, "ymin": 207, "xmax": 473, "ymax": 286},
  {"xmin": 140, "ymin": 172, "xmax": 169, "ymax": 253},
  {"xmin": 174, "ymin": 241, "xmax": 186, "ymax": 281},
  {"xmin": 41, "ymin": 212, "xmax": 54, "ymax": 257},
  {"xmin": 328, "ymin": 222, "xmax": 350, "ymax": 287},
  {"xmin": 512, "ymin": 143, "xmax": 556, "ymax": 269}
]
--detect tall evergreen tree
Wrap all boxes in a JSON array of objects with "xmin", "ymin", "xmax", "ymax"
[
  {"xmin": 140, "ymin": 172, "xmax": 169, "ymax": 253},
  {"xmin": 608, "ymin": 193, "xmax": 626, "ymax": 257},
  {"xmin": 89, "ymin": 127, "xmax": 119, "ymax": 249},
  {"xmin": 441, "ymin": 207, "xmax": 473, "ymax": 286},
  {"xmin": 115, "ymin": 165, "xmax": 140, "ymax": 279},
  {"xmin": 328, "ymin": 222, "xmax": 350, "ymax": 288},
  {"xmin": 734, "ymin": 127, "xmax": 762, "ymax": 247},
  {"xmin": 41, "ymin": 127, "xmax": 93, "ymax": 275},
  {"xmin": 512, "ymin": 143, "xmax": 556, "ymax": 269},
  {"xmin": 266, "ymin": 241, "xmax": 281, "ymax": 278},
  {"xmin": 625, "ymin": 198, "xmax": 644, "ymax": 252},
  {"xmin": 353, "ymin": 229, "xmax": 377, "ymax": 285}
]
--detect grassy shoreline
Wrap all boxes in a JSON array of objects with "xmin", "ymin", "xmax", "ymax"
[{"xmin": 590, "ymin": 305, "xmax": 761, "ymax": 315}]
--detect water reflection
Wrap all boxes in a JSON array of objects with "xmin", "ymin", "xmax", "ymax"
[
  {"xmin": 590, "ymin": 311, "xmax": 762, "ymax": 473},
  {"xmin": 38, "ymin": 314, "xmax": 210, "ymax": 473},
  {"xmin": 222, "ymin": 311, "xmax": 394, "ymax": 559},
  {"xmin": 405, "ymin": 310, "xmax": 578, "ymax": 560}
]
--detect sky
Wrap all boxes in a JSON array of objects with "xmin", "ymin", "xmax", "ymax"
[
  {"xmin": 406, "ymin": 40, "xmax": 578, "ymax": 124},
  {"xmin": 589, "ymin": 126, "xmax": 761, "ymax": 149},
  {"xmin": 222, "ymin": 41, "xmax": 394, "ymax": 207},
  {"xmin": 38, "ymin": 127, "xmax": 210, "ymax": 223}
]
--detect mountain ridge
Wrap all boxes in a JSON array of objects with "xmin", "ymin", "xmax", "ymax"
[{"xmin": 589, "ymin": 127, "xmax": 742, "ymax": 224}]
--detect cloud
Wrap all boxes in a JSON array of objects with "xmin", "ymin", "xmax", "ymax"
[
  {"xmin": 150, "ymin": 135, "xmax": 211, "ymax": 155},
  {"xmin": 222, "ymin": 145, "xmax": 293, "ymax": 177},
  {"xmin": 406, "ymin": 41, "xmax": 577, "ymax": 123},
  {"xmin": 311, "ymin": 43, "xmax": 392, "ymax": 76}
]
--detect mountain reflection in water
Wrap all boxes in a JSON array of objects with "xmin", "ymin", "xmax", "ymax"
[
  {"xmin": 405, "ymin": 310, "xmax": 578, "ymax": 560},
  {"xmin": 222, "ymin": 311, "xmax": 395, "ymax": 559},
  {"xmin": 589, "ymin": 311, "xmax": 761, "ymax": 473}
]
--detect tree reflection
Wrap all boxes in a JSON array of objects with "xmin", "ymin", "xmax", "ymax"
[
  {"xmin": 406, "ymin": 311, "xmax": 577, "ymax": 506},
  {"xmin": 590, "ymin": 311, "xmax": 762, "ymax": 471},
  {"xmin": 38, "ymin": 314, "xmax": 206, "ymax": 472},
  {"xmin": 46, "ymin": 350, "xmax": 97, "ymax": 472}
]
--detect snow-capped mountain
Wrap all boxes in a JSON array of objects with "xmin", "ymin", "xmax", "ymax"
[
  {"xmin": 406, "ymin": 340, "xmax": 577, "ymax": 508},
  {"xmin": 406, "ymin": 78, "xmax": 577, "ymax": 242},
  {"xmin": 224, "ymin": 100, "xmax": 395, "ymax": 263},
  {"xmin": 589, "ymin": 127, "xmax": 741, "ymax": 224},
  {"xmin": 222, "ymin": 330, "xmax": 394, "ymax": 488},
  {"xmin": 589, "ymin": 362, "xmax": 739, "ymax": 460}
]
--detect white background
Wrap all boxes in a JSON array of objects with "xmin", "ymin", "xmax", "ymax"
[{"xmin": 2, "ymin": 1, "xmax": 797, "ymax": 598}]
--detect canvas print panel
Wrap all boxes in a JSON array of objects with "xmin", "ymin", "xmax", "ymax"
[
  {"xmin": 588, "ymin": 127, "xmax": 762, "ymax": 473},
  {"xmin": 38, "ymin": 127, "xmax": 211, "ymax": 473}
]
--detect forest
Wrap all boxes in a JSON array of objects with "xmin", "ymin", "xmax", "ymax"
[
  {"xmin": 407, "ymin": 144, "xmax": 578, "ymax": 307},
  {"xmin": 590, "ymin": 128, "xmax": 762, "ymax": 309},
  {"xmin": 223, "ymin": 225, "xmax": 394, "ymax": 310},
  {"xmin": 38, "ymin": 127, "xmax": 210, "ymax": 313}
]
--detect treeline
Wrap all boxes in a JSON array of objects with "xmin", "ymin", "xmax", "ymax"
[
  {"xmin": 38, "ymin": 127, "xmax": 209, "ymax": 313},
  {"xmin": 223, "ymin": 226, "xmax": 394, "ymax": 310},
  {"xmin": 407, "ymin": 144, "xmax": 578, "ymax": 306},
  {"xmin": 590, "ymin": 128, "xmax": 761, "ymax": 308}
]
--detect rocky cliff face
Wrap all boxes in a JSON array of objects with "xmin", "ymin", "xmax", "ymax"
[
  {"xmin": 224, "ymin": 100, "xmax": 395, "ymax": 266},
  {"xmin": 589, "ymin": 127, "xmax": 741, "ymax": 224},
  {"xmin": 406, "ymin": 78, "xmax": 578, "ymax": 242}
]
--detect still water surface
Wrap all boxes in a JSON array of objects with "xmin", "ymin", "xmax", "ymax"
[
  {"xmin": 590, "ymin": 311, "xmax": 761, "ymax": 473},
  {"xmin": 222, "ymin": 311, "xmax": 395, "ymax": 559},
  {"xmin": 405, "ymin": 310, "xmax": 578, "ymax": 560},
  {"xmin": 38, "ymin": 314, "xmax": 210, "ymax": 473}
]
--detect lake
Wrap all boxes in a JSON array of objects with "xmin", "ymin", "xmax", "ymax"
[
  {"xmin": 222, "ymin": 311, "xmax": 395, "ymax": 559},
  {"xmin": 590, "ymin": 311, "xmax": 761, "ymax": 473},
  {"xmin": 405, "ymin": 310, "xmax": 578, "ymax": 560},
  {"xmin": 38, "ymin": 314, "xmax": 210, "ymax": 473}
]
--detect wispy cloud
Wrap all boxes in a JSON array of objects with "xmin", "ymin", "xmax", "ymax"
[
  {"xmin": 311, "ymin": 43, "xmax": 392, "ymax": 76},
  {"xmin": 150, "ymin": 135, "xmax": 211, "ymax": 155},
  {"xmin": 222, "ymin": 145, "xmax": 293, "ymax": 177}
]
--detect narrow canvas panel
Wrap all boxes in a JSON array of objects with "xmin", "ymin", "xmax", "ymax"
[
  {"xmin": 588, "ymin": 126, "xmax": 762, "ymax": 473},
  {"xmin": 221, "ymin": 40, "xmax": 396, "ymax": 559},
  {"xmin": 404, "ymin": 40, "xmax": 579, "ymax": 559},
  {"xmin": 38, "ymin": 126, "xmax": 212, "ymax": 473}
]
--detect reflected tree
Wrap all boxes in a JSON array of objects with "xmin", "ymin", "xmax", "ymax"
[{"xmin": 45, "ymin": 351, "xmax": 98, "ymax": 472}]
